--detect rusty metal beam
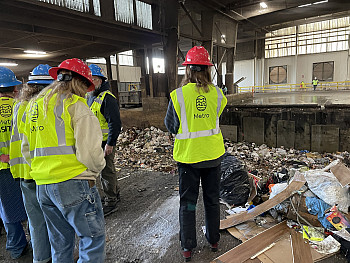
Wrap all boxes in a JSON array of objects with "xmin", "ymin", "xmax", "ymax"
[{"xmin": 179, "ymin": 2, "xmax": 203, "ymax": 37}]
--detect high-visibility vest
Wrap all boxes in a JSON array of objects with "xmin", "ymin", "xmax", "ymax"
[
  {"xmin": 170, "ymin": 83, "xmax": 227, "ymax": 163},
  {"xmin": 0, "ymin": 97, "xmax": 14, "ymax": 170},
  {"xmin": 10, "ymin": 101, "xmax": 31, "ymax": 179},
  {"xmin": 313, "ymin": 79, "xmax": 318, "ymax": 85},
  {"xmin": 23, "ymin": 92, "xmax": 88, "ymax": 185},
  {"xmin": 89, "ymin": 90, "xmax": 115, "ymax": 141}
]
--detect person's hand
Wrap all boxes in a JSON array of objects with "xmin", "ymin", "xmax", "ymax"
[
  {"xmin": 0, "ymin": 154, "xmax": 10, "ymax": 163},
  {"xmin": 104, "ymin": 144, "xmax": 114, "ymax": 156}
]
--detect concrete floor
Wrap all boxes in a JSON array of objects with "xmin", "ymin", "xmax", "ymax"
[
  {"xmin": 240, "ymin": 90, "xmax": 350, "ymax": 106},
  {"xmin": 1, "ymin": 168, "xmax": 348, "ymax": 263}
]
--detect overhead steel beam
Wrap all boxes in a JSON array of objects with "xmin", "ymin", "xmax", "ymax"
[{"xmin": 179, "ymin": 2, "xmax": 203, "ymax": 37}]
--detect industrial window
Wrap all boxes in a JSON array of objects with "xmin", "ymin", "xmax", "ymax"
[
  {"xmin": 312, "ymin": 61, "xmax": 334, "ymax": 81},
  {"xmin": 265, "ymin": 16, "xmax": 350, "ymax": 58},
  {"xmin": 118, "ymin": 50, "xmax": 134, "ymax": 66},
  {"xmin": 269, "ymin": 66, "xmax": 287, "ymax": 84},
  {"xmin": 114, "ymin": 0, "xmax": 153, "ymax": 30},
  {"xmin": 37, "ymin": 0, "xmax": 101, "ymax": 16}
]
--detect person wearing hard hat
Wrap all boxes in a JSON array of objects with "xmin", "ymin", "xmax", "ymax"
[
  {"xmin": 86, "ymin": 64, "xmax": 122, "ymax": 216},
  {"xmin": 164, "ymin": 46, "xmax": 227, "ymax": 262},
  {"xmin": 21, "ymin": 58, "xmax": 106, "ymax": 262},
  {"xmin": 10, "ymin": 64, "xmax": 53, "ymax": 263},
  {"xmin": 0, "ymin": 67, "xmax": 29, "ymax": 259}
]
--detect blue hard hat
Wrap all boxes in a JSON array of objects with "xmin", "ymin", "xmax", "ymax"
[
  {"xmin": 89, "ymin": 64, "xmax": 106, "ymax": 80},
  {"xmin": 28, "ymin": 64, "xmax": 54, "ymax": 85},
  {"xmin": 0, "ymin": 67, "xmax": 22, "ymax": 88}
]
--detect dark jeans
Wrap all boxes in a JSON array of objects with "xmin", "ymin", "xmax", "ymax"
[{"xmin": 178, "ymin": 163, "xmax": 221, "ymax": 250}]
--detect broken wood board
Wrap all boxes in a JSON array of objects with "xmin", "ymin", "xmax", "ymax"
[
  {"xmin": 330, "ymin": 162, "xmax": 350, "ymax": 187},
  {"xmin": 220, "ymin": 172, "xmax": 306, "ymax": 229},
  {"xmin": 247, "ymin": 176, "xmax": 257, "ymax": 204},
  {"xmin": 287, "ymin": 196, "xmax": 321, "ymax": 227},
  {"xmin": 212, "ymin": 221, "xmax": 289, "ymax": 263},
  {"xmin": 290, "ymin": 229, "xmax": 313, "ymax": 263}
]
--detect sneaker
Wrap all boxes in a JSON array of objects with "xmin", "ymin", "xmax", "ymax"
[
  {"xmin": 103, "ymin": 204, "xmax": 118, "ymax": 216},
  {"xmin": 210, "ymin": 243, "xmax": 218, "ymax": 252},
  {"xmin": 182, "ymin": 249, "xmax": 192, "ymax": 262}
]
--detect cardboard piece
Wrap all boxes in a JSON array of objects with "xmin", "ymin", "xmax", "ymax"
[
  {"xmin": 330, "ymin": 162, "xmax": 350, "ymax": 187},
  {"xmin": 220, "ymin": 172, "xmax": 306, "ymax": 230},
  {"xmin": 212, "ymin": 221, "xmax": 289, "ymax": 263}
]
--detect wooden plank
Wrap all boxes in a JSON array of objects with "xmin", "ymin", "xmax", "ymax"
[
  {"xmin": 290, "ymin": 230, "xmax": 313, "ymax": 263},
  {"xmin": 212, "ymin": 222, "xmax": 289, "ymax": 263},
  {"xmin": 330, "ymin": 162, "xmax": 350, "ymax": 187},
  {"xmin": 220, "ymin": 172, "xmax": 306, "ymax": 229}
]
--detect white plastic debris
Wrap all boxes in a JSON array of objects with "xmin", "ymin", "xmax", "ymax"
[{"xmin": 311, "ymin": 235, "xmax": 341, "ymax": 254}]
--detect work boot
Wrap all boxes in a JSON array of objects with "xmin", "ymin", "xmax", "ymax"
[
  {"xmin": 210, "ymin": 243, "xmax": 218, "ymax": 252},
  {"xmin": 182, "ymin": 248, "xmax": 192, "ymax": 262}
]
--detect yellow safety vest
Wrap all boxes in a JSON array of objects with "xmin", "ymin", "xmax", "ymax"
[
  {"xmin": 10, "ymin": 101, "xmax": 31, "ymax": 179},
  {"xmin": 313, "ymin": 79, "xmax": 318, "ymax": 85},
  {"xmin": 170, "ymin": 83, "xmax": 227, "ymax": 163},
  {"xmin": 23, "ymin": 92, "xmax": 88, "ymax": 185},
  {"xmin": 0, "ymin": 97, "xmax": 14, "ymax": 170},
  {"xmin": 89, "ymin": 90, "xmax": 115, "ymax": 141}
]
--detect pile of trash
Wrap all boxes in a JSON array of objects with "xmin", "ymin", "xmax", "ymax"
[{"xmin": 114, "ymin": 127, "xmax": 177, "ymax": 173}]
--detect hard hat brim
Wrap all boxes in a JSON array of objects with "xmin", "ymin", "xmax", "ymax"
[
  {"xmin": 0, "ymin": 79, "xmax": 22, "ymax": 88},
  {"xmin": 182, "ymin": 61, "xmax": 213, "ymax": 66},
  {"xmin": 27, "ymin": 79, "xmax": 54, "ymax": 85}
]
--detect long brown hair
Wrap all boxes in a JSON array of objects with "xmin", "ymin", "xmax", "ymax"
[
  {"xmin": 180, "ymin": 65, "xmax": 212, "ymax": 93},
  {"xmin": 17, "ymin": 84, "xmax": 44, "ymax": 102},
  {"xmin": 31, "ymin": 77, "xmax": 87, "ymax": 114}
]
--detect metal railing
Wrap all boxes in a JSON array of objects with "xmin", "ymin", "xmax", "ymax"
[{"xmin": 237, "ymin": 81, "xmax": 350, "ymax": 93}]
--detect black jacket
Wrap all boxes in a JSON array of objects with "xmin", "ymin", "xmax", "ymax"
[{"xmin": 86, "ymin": 81, "xmax": 122, "ymax": 147}]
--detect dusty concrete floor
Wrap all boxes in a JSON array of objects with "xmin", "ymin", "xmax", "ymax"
[{"xmin": 0, "ymin": 168, "xmax": 348, "ymax": 263}]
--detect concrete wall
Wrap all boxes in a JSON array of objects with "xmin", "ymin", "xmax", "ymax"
[
  {"xmin": 234, "ymin": 60, "xmax": 255, "ymax": 87},
  {"xmin": 221, "ymin": 105, "xmax": 350, "ymax": 153}
]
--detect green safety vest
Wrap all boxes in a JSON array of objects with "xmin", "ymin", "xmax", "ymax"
[
  {"xmin": 89, "ymin": 90, "xmax": 115, "ymax": 141},
  {"xmin": 10, "ymin": 101, "xmax": 31, "ymax": 179},
  {"xmin": 0, "ymin": 97, "xmax": 14, "ymax": 170},
  {"xmin": 23, "ymin": 92, "xmax": 88, "ymax": 185},
  {"xmin": 313, "ymin": 79, "xmax": 319, "ymax": 85},
  {"xmin": 170, "ymin": 83, "xmax": 227, "ymax": 163}
]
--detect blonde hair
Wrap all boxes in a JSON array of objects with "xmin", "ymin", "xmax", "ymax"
[
  {"xmin": 180, "ymin": 65, "xmax": 212, "ymax": 93},
  {"xmin": 31, "ymin": 77, "xmax": 87, "ymax": 114}
]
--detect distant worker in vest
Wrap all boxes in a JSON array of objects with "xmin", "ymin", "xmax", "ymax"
[
  {"xmin": 10, "ymin": 64, "xmax": 53, "ymax": 263},
  {"xmin": 87, "ymin": 64, "xmax": 122, "ymax": 216},
  {"xmin": 0, "ymin": 67, "xmax": 28, "ymax": 259},
  {"xmin": 313, "ymin": 77, "xmax": 319, "ymax": 91},
  {"xmin": 300, "ymin": 81, "xmax": 306, "ymax": 90},
  {"xmin": 164, "ymin": 46, "xmax": 227, "ymax": 262},
  {"xmin": 21, "ymin": 58, "xmax": 106, "ymax": 263}
]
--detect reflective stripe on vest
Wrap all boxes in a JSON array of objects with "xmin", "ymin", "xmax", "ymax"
[
  {"xmin": 175, "ymin": 86, "xmax": 223, "ymax": 140},
  {"xmin": 11, "ymin": 103, "xmax": 21, "ymax": 143},
  {"xmin": 90, "ymin": 90, "xmax": 114, "ymax": 139},
  {"xmin": 31, "ymin": 95, "xmax": 75, "ymax": 157},
  {"xmin": 9, "ymin": 157, "xmax": 27, "ymax": 166}
]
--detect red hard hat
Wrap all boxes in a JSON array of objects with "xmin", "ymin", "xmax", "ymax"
[
  {"xmin": 182, "ymin": 46, "xmax": 213, "ymax": 66},
  {"xmin": 49, "ymin": 58, "xmax": 94, "ymax": 89}
]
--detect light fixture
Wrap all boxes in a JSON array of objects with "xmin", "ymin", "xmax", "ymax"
[
  {"xmin": 298, "ymin": 3, "xmax": 312, "ymax": 7},
  {"xmin": 260, "ymin": 2, "xmax": 268, "ymax": 8},
  {"xmin": 313, "ymin": 0, "xmax": 328, "ymax": 4},
  {"xmin": 0, "ymin": 62, "xmax": 18, "ymax": 67},
  {"xmin": 24, "ymin": 50, "xmax": 47, "ymax": 55}
]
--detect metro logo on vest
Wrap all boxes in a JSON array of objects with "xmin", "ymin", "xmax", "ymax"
[
  {"xmin": 30, "ymin": 102, "xmax": 39, "ymax": 122},
  {"xmin": 196, "ymin": 95, "xmax": 207, "ymax": 111},
  {"xmin": 0, "ymin": 104, "xmax": 12, "ymax": 118}
]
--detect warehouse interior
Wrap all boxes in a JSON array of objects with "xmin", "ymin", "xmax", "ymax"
[{"xmin": 2, "ymin": 0, "xmax": 350, "ymax": 262}]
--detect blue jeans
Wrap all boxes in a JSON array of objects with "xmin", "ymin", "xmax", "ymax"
[
  {"xmin": 37, "ymin": 179, "xmax": 106, "ymax": 263},
  {"xmin": 3, "ymin": 221, "xmax": 27, "ymax": 259},
  {"xmin": 21, "ymin": 180, "xmax": 51, "ymax": 263}
]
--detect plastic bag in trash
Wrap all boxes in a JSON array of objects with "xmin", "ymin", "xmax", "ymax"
[
  {"xmin": 305, "ymin": 170, "xmax": 350, "ymax": 212},
  {"xmin": 220, "ymin": 152, "xmax": 250, "ymax": 206}
]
